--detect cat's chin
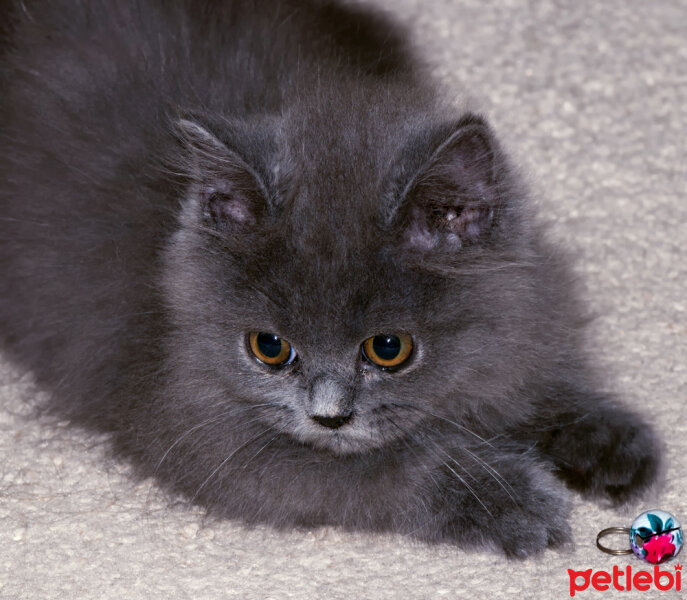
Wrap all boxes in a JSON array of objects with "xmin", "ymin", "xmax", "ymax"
[{"xmin": 292, "ymin": 426, "xmax": 387, "ymax": 456}]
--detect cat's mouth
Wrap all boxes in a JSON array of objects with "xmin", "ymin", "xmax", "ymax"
[
  {"xmin": 291, "ymin": 415, "xmax": 387, "ymax": 455},
  {"xmin": 265, "ymin": 400, "xmax": 428, "ymax": 455},
  {"xmin": 287, "ymin": 407, "xmax": 414, "ymax": 455},
  {"xmin": 307, "ymin": 431, "xmax": 376, "ymax": 455},
  {"xmin": 261, "ymin": 401, "xmax": 419, "ymax": 455}
]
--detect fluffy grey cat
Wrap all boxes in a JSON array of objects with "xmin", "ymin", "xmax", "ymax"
[{"xmin": 0, "ymin": 0, "xmax": 659, "ymax": 557}]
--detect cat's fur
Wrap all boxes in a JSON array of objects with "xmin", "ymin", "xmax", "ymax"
[{"xmin": 0, "ymin": 0, "xmax": 659, "ymax": 557}]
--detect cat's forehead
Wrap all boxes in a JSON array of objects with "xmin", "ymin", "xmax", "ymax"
[
  {"xmin": 278, "ymin": 82, "xmax": 428, "ymax": 194},
  {"xmin": 276, "ymin": 125, "xmax": 411, "ymax": 255},
  {"xmin": 247, "ymin": 229, "xmax": 434, "ymax": 342},
  {"xmin": 238, "ymin": 104, "xmax": 451, "ymax": 333}
]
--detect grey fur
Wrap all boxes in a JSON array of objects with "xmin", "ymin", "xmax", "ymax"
[{"xmin": 0, "ymin": 0, "xmax": 659, "ymax": 557}]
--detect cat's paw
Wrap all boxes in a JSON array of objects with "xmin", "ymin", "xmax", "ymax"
[
  {"xmin": 471, "ymin": 471, "xmax": 571, "ymax": 559},
  {"xmin": 428, "ymin": 457, "xmax": 572, "ymax": 558},
  {"xmin": 544, "ymin": 406, "xmax": 660, "ymax": 504}
]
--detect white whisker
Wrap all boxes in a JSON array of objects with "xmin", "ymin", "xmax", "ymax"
[
  {"xmin": 191, "ymin": 427, "xmax": 274, "ymax": 503},
  {"xmin": 391, "ymin": 402, "xmax": 494, "ymax": 448}
]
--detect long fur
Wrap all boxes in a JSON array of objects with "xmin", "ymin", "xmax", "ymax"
[{"xmin": 0, "ymin": 0, "xmax": 659, "ymax": 557}]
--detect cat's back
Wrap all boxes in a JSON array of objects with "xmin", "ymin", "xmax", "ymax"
[{"xmin": 0, "ymin": 0, "xmax": 415, "ymax": 413}]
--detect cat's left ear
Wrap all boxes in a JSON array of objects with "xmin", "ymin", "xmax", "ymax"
[
  {"xmin": 176, "ymin": 119, "xmax": 269, "ymax": 234},
  {"xmin": 395, "ymin": 115, "xmax": 502, "ymax": 251}
]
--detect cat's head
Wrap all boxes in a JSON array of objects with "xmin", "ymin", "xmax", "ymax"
[{"xmin": 162, "ymin": 106, "xmax": 542, "ymax": 455}]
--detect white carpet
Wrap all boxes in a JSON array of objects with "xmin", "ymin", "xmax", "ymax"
[{"xmin": 1, "ymin": 0, "xmax": 686, "ymax": 597}]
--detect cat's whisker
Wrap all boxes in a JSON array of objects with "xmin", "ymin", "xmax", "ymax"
[
  {"xmin": 420, "ymin": 435, "xmax": 478, "ymax": 483},
  {"xmin": 239, "ymin": 429, "xmax": 284, "ymax": 471},
  {"xmin": 390, "ymin": 402, "xmax": 494, "ymax": 448},
  {"xmin": 385, "ymin": 406, "xmax": 493, "ymax": 516},
  {"xmin": 526, "ymin": 411, "xmax": 593, "ymax": 433},
  {"xmin": 153, "ymin": 405, "xmax": 275, "ymax": 475},
  {"xmin": 421, "ymin": 261, "xmax": 537, "ymax": 276},
  {"xmin": 145, "ymin": 412, "xmax": 243, "ymax": 510},
  {"xmin": 459, "ymin": 446, "xmax": 519, "ymax": 505},
  {"xmin": 190, "ymin": 426, "xmax": 275, "ymax": 503},
  {"xmin": 382, "ymin": 413, "xmax": 443, "ymax": 494},
  {"xmin": 143, "ymin": 411, "xmax": 274, "ymax": 510},
  {"xmin": 386, "ymin": 405, "xmax": 508, "ymax": 515},
  {"xmin": 154, "ymin": 415, "xmax": 224, "ymax": 475},
  {"xmin": 425, "ymin": 439, "xmax": 493, "ymax": 518}
]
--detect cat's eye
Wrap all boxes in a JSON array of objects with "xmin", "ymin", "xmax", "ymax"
[
  {"xmin": 249, "ymin": 332, "xmax": 296, "ymax": 367},
  {"xmin": 361, "ymin": 334, "xmax": 413, "ymax": 370}
]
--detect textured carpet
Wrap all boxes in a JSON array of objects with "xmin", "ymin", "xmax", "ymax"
[{"xmin": 1, "ymin": 0, "xmax": 686, "ymax": 598}]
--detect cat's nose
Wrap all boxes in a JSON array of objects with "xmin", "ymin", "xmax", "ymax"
[
  {"xmin": 307, "ymin": 376, "xmax": 353, "ymax": 429},
  {"xmin": 311, "ymin": 412, "xmax": 352, "ymax": 429}
]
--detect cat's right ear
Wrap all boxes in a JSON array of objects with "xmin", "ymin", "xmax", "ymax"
[
  {"xmin": 175, "ymin": 119, "xmax": 268, "ymax": 234},
  {"xmin": 390, "ymin": 115, "xmax": 505, "ymax": 253}
]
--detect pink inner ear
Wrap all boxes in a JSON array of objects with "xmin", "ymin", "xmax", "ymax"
[
  {"xmin": 222, "ymin": 197, "xmax": 255, "ymax": 225},
  {"xmin": 405, "ymin": 217, "xmax": 441, "ymax": 249},
  {"xmin": 205, "ymin": 190, "xmax": 257, "ymax": 229},
  {"xmin": 446, "ymin": 204, "xmax": 493, "ymax": 242},
  {"xmin": 406, "ymin": 201, "xmax": 493, "ymax": 250},
  {"xmin": 402, "ymin": 122, "xmax": 498, "ymax": 251}
]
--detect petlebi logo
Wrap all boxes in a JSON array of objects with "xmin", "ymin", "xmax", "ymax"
[{"xmin": 568, "ymin": 563, "xmax": 682, "ymax": 597}]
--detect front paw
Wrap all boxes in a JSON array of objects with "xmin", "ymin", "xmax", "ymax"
[
  {"xmin": 426, "ymin": 457, "xmax": 572, "ymax": 558},
  {"xmin": 544, "ymin": 406, "xmax": 660, "ymax": 503}
]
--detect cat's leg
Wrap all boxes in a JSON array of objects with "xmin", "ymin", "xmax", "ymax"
[
  {"xmin": 409, "ymin": 445, "xmax": 572, "ymax": 558},
  {"xmin": 523, "ymin": 382, "xmax": 661, "ymax": 503}
]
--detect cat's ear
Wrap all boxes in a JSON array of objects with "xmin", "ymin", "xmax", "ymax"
[
  {"xmin": 176, "ymin": 119, "xmax": 268, "ymax": 233},
  {"xmin": 397, "ymin": 116, "xmax": 501, "ymax": 251}
]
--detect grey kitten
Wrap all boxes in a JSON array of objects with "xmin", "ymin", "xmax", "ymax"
[{"xmin": 0, "ymin": 0, "xmax": 659, "ymax": 557}]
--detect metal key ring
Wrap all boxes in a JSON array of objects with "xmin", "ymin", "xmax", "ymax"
[{"xmin": 596, "ymin": 527, "xmax": 634, "ymax": 555}]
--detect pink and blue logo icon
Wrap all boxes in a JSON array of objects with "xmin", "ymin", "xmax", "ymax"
[{"xmin": 630, "ymin": 509, "xmax": 683, "ymax": 564}]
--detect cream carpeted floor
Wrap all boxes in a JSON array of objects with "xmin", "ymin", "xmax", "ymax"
[{"xmin": 1, "ymin": 1, "xmax": 686, "ymax": 598}]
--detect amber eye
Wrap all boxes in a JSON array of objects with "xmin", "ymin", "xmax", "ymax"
[
  {"xmin": 249, "ymin": 332, "xmax": 296, "ymax": 367},
  {"xmin": 362, "ymin": 334, "xmax": 413, "ymax": 370}
]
